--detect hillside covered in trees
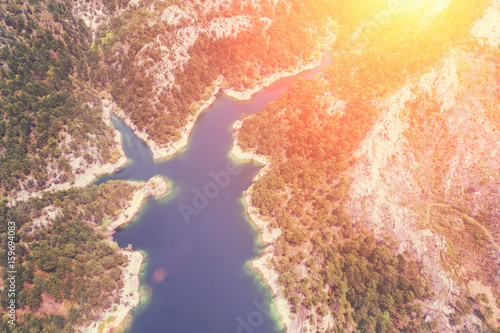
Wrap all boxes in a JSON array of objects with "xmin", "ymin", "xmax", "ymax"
[
  {"xmin": 0, "ymin": 180, "xmax": 138, "ymax": 331},
  {"xmin": 0, "ymin": 0, "xmax": 121, "ymax": 198},
  {"xmin": 1, "ymin": 0, "xmax": 500, "ymax": 332},
  {"xmin": 236, "ymin": 0, "xmax": 500, "ymax": 331},
  {"xmin": 0, "ymin": 0, "xmax": 341, "ymax": 331},
  {"xmin": 89, "ymin": 0, "xmax": 336, "ymax": 149},
  {"xmin": 0, "ymin": 0, "xmax": 337, "ymax": 198}
]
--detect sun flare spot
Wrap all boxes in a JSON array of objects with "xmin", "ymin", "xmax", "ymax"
[
  {"xmin": 352, "ymin": 0, "xmax": 453, "ymax": 42},
  {"xmin": 394, "ymin": 0, "xmax": 450, "ymax": 15}
]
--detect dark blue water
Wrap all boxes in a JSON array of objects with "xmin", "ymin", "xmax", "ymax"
[{"xmin": 93, "ymin": 53, "xmax": 332, "ymax": 333}]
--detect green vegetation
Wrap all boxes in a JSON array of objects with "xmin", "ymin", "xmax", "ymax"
[
  {"xmin": 0, "ymin": 0, "xmax": 497, "ymax": 331},
  {"xmin": 236, "ymin": 0, "xmax": 492, "ymax": 330},
  {"xmin": 0, "ymin": 0, "xmax": 118, "ymax": 196},
  {"xmin": 0, "ymin": 180, "xmax": 137, "ymax": 331},
  {"xmin": 238, "ymin": 74, "xmax": 430, "ymax": 329},
  {"xmin": 274, "ymin": 232, "xmax": 429, "ymax": 331},
  {"xmin": 91, "ymin": 0, "xmax": 335, "ymax": 146}
]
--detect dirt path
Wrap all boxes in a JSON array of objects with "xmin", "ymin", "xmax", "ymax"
[
  {"xmin": 454, "ymin": 210, "xmax": 500, "ymax": 254},
  {"xmin": 427, "ymin": 203, "xmax": 500, "ymax": 253},
  {"xmin": 425, "ymin": 202, "xmax": 500, "ymax": 317}
]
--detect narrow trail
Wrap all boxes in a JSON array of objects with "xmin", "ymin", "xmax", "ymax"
[
  {"xmin": 425, "ymin": 201, "xmax": 500, "ymax": 325},
  {"xmin": 427, "ymin": 203, "xmax": 500, "ymax": 253}
]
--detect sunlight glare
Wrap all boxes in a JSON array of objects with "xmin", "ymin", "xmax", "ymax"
[{"xmin": 395, "ymin": 0, "xmax": 450, "ymax": 16}]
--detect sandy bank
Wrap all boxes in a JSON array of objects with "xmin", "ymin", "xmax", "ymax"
[
  {"xmin": 82, "ymin": 176, "xmax": 168, "ymax": 333},
  {"xmin": 105, "ymin": 175, "xmax": 169, "ymax": 235}
]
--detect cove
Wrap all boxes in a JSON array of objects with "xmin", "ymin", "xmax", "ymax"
[{"xmin": 93, "ymin": 53, "xmax": 332, "ymax": 333}]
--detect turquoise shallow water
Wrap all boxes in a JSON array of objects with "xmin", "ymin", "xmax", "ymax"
[{"xmin": 93, "ymin": 54, "xmax": 332, "ymax": 333}]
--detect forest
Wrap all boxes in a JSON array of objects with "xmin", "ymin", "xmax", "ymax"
[
  {"xmin": 0, "ymin": 180, "xmax": 138, "ymax": 332},
  {"xmin": 91, "ymin": 0, "xmax": 336, "ymax": 146},
  {"xmin": 0, "ymin": 0, "xmax": 341, "ymax": 330},
  {"xmin": 0, "ymin": 0, "xmax": 118, "ymax": 196},
  {"xmin": 1, "ymin": 0, "xmax": 498, "ymax": 331},
  {"xmin": 236, "ymin": 0, "xmax": 493, "ymax": 330}
]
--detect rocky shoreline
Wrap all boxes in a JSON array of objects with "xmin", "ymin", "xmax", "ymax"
[
  {"xmin": 81, "ymin": 176, "xmax": 169, "ymax": 333},
  {"xmin": 230, "ymin": 121, "xmax": 304, "ymax": 332},
  {"xmin": 104, "ymin": 176, "xmax": 169, "ymax": 236},
  {"xmin": 223, "ymin": 56, "xmax": 324, "ymax": 101},
  {"xmin": 87, "ymin": 44, "xmax": 331, "ymax": 333},
  {"xmin": 9, "ymin": 103, "xmax": 128, "ymax": 205},
  {"xmin": 230, "ymin": 116, "xmax": 335, "ymax": 333},
  {"xmin": 106, "ymin": 79, "xmax": 223, "ymax": 161},
  {"xmin": 106, "ymin": 50, "xmax": 329, "ymax": 162},
  {"xmin": 82, "ymin": 56, "xmax": 328, "ymax": 332},
  {"xmin": 81, "ymin": 251, "xmax": 143, "ymax": 333}
]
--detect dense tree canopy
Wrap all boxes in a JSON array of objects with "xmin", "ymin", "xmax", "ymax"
[
  {"xmin": 93, "ymin": 0, "xmax": 335, "ymax": 145},
  {"xmin": 0, "ymin": 180, "xmax": 137, "ymax": 331},
  {"xmin": 0, "ymin": 0, "xmax": 117, "ymax": 196},
  {"xmin": 235, "ymin": 0, "xmax": 489, "ymax": 330}
]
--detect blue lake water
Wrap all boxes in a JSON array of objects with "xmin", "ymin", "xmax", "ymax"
[{"xmin": 93, "ymin": 53, "xmax": 332, "ymax": 333}]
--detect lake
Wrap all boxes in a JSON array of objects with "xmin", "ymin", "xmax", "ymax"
[{"xmin": 93, "ymin": 53, "xmax": 332, "ymax": 333}]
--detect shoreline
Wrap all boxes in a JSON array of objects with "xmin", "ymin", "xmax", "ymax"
[
  {"xmin": 46, "ymin": 126, "xmax": 128, "ymax": 193},
  {"xmin": 226, "ymin": 41, "xmax": 335, "ymax": 331},
  {"xmin": 231, "ymin": 126, "xmax": 335, "ymax": 333},
  {"xmin": 230, "ymin": 121, "xmax": 300, "ymax": 332},
  {"xmin": 85, "ymin": 41, "xmax": 332, "ymax": 333},
  {"xmin": 223, "ymin": 55, "xmax": 324, "ymax": 101},
  {"xmin": 108, "ymin": 41, "xmax": 332, "ymax": 162},
  {"xmin": 223, "ymin": 27, "xmax": 335, "ymax": 101},
  {"xmin": 109, "ymin": 78, "xmax": 223, "ymax": 161},
  {"xmin": 104, "ymin": 175, "xmax": 169, "ymax": 236},
  {"xmin": 82, "ymin": 176, "xmax": 169, "ymax": 333},
  {"xmin": 81, "ymin": 250, "xmax": 144, "ymax": 333},
  {"xmin": 9, "ymin": 99, "xmax": 128, "ymax": 205},
  {"xmin": 229, "ymin": 120, "xmax": 280, "ymax": 244}
]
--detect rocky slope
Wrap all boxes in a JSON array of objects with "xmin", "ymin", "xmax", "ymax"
[
  {"xmin": 347, "ymin": 4, "xmax": 500, "ymax": 327},
  {"xmin": 233, "ymin": 0, "xmax": 500, "ymax": 331},
  {"xmin": 347, "ymin": 47, "xmax": 500, "ymax": 329},
  {"xmin": 0, "ymin": 0, "xmax": 130, "ymax": 202},
  {"xmin": 87, "ymin": 0, "xmax": 334, "ymax": 159},
  {"xmin": 3, "ymin": 0, "xmax": 499, "ymax": 332}
]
